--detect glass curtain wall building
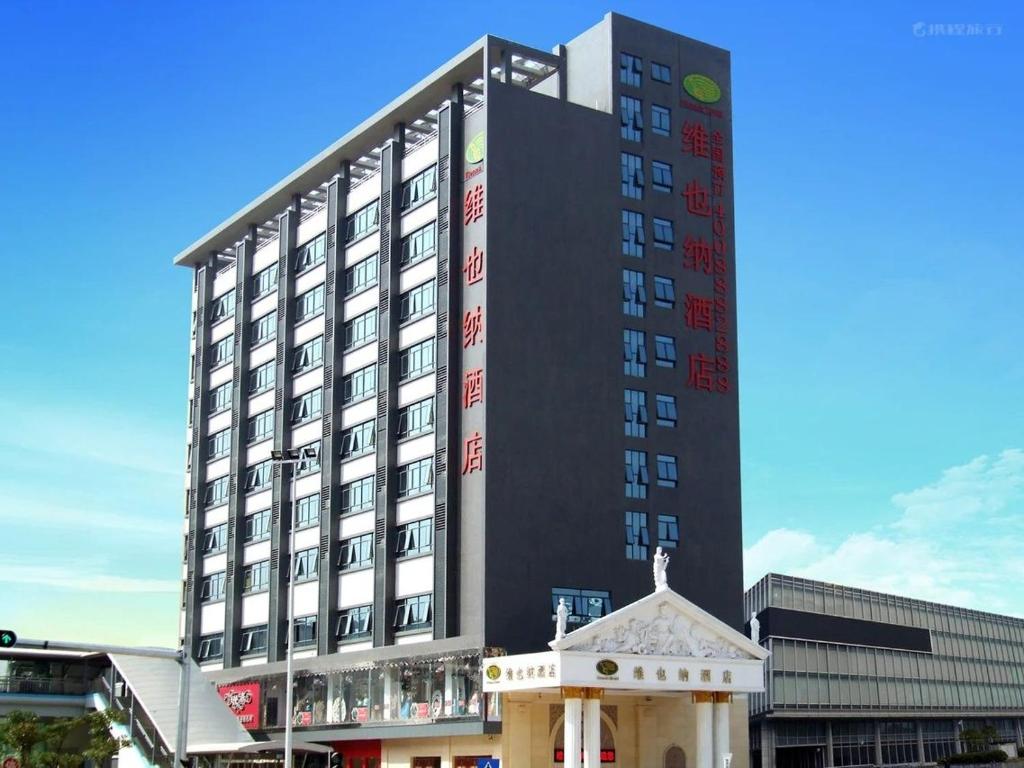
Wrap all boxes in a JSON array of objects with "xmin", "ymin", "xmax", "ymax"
[{"xmin": 745, "ymin": 574, "xmax": 1024, "ymax": 768}]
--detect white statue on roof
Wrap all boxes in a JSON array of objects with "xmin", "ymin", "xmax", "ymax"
[
  {"xmin": 555, "ymin": 597, "xmax": 569, "ymax": 641},
  {"xmin": 653, "ymin": 546, "xmax": 670, "ymax": 592}
]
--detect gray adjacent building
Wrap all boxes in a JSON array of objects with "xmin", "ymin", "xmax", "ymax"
[
  {"xmin": 174, "ymin": 11, "xmax": 743, "ymax": 756},
  {"xmin": 746, "ymin": 573, "xmax": 1024, "ymax": 768}
]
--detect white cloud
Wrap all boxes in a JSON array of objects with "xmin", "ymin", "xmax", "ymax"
[
  {"xmin": 744, "ymin": 449, "xmax": 1024, "ymax": 616},
  {"xmin": 743, "ymin": 528, "xmax": 823, "ymax": 581},
  {"xmin": 892, "ymin": 448, "xmax": 1024, "ymax": 530},
  {"xmin": 0, "ymin": 398, "xmax": 181, "ymax": 477},
  {"xmin": 0, "ymin": 561, "xmax": 179, "ymax": 594},
  {"xmin": 0, "ymin": 496, "xmax": 180, "ymax": 538}
]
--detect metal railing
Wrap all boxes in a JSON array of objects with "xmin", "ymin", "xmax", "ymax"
[
  {"xmin": 97, "ymin": 671, "xmax": 173, "ymax": 768},
  {"xmin": 0, "ymin": 675, "xmax": 90, "ymax": 696}
]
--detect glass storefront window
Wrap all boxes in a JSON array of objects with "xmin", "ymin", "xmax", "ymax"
[{"xmin": 233, "ymin": 653, "xmax": 484, "ymax": 733}]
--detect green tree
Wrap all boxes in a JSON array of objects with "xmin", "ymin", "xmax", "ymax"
[
  {"xmin": 0, "ymin": 710, "xmax": 131, "ymax": 768},
  {"xmin": 959, "ymin": 725, "xmax": 1000, "ymax": 752}
]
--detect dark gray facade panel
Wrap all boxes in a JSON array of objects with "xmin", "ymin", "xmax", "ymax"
[
  {"xmin": 184, "ymin": 261, "xmax": 216, "ymax": 655},
  {"xmin": 372, "ymin": 130, "xmax": 404, "ymax": 647},
  {"xmin": 755, "ymin": 607, "xmax": 933, "ymax": 653},
  {"xmin": 267, "ymin": 200, "xmax": 300, "ymax": 662},
  {"xmin": 482, "ymin": 82, "xmax": 623, "ymax": 654},
  {"xmin": 433, "ymin": 87, "xmax": 463, "ymax": 641},
  {"xmin": 612, "ymin": 15, "xmax": 744, "ymax": 631},
  {"xmin": 224, "ymin": 230, "xmax": 256, "ymax": 667},
  {"xmin": 318, "ymin": 168, "xmax": 350, "ymax": 656},
  {"xmin": 456, "ymin": 104, "xmax": 487, "ymax": 643}
]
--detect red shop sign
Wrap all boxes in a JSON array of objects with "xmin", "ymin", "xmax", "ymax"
[{"xmin": 218, "ymin": 682, "xmax": 261, "ymax": 730}]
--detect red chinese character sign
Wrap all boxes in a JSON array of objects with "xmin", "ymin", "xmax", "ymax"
[
  {"xmin": 461, "ymin": 115, "xmax": 487, "ymax": 488},
  {"xmin": 219, "ymin": 683, "xmax": 261, "ymax": 730},
  {"xmin": 463, "ymin": 368, "xmax": 483, "ymax": 409},
  {"xmin": 679, "ymin": 68, "xmax": 733, "ymax": 395}
]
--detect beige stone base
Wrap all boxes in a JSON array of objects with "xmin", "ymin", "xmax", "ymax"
[{"xmin": 377, "ymin": 693, "xmax": 748, "ymax": 768}]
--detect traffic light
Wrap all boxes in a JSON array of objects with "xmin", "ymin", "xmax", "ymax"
[{"xmin": 0, "ymin": 630, "xmax": 17, "ymax": 649}]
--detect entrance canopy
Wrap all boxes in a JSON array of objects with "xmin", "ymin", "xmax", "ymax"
[{"xmin": 482, "ymin": 586, "xmax": 769, "ymax": 695}]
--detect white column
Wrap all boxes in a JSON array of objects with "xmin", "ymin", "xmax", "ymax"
[
  {"xmin": 695, "ymin": 694, "xmax": 714, "ymax": 768},
  {"xmin": 713, "ymin": 694, "xmax": 731, "ymax": 768},
  {"xmin": 583, "ymin": 694, "xmax": 602, "ymax": 768},
  {"xmin": 564, "ymin": 694, "xmax": 583, "ymax": 768}
]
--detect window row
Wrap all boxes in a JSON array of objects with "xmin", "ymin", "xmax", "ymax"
[
  {"xmin": 623, "ymin": 269, "xmax": 675, "ymax": 317},
  {"xmin": 209, "ymin": 392, "xmax": 433, "ymax": 471},
  {"xmin": 621, "ymin": 152, "xmax": 674, "ymax": 198},
  {"xmin": 620, "ymin": 96, "xmax": 672, "ymax": 141},
  {"xmin": 625, "ymin": 511, "xmax": 680, "ymax": 560},
  {"xmin": 625, "ymin": 449, "xmax": 678, "ymax": 498},
  {"xmin": 624, "ymin": 389, "xmax": 678, "ymax": 437},
  {"xmin": 623, "ymin": 329, "xmax": 677, "ymax": 376},
  {"xmin": 195, "ymin": 594, "xmax": 432, "ymax": 660},
  {"xmin": 621, "ymin": 210, "xmax": 674, "ymax": 257},
  {"xmin": 620, "ymin": 52, "xmax": 672, "ymax": 88}
]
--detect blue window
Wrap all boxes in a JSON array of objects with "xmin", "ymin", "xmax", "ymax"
[
  {"xmin": 291, "ymin": 388, "xmax": 322, "ymax": 423},
  {"xmin": 625, "ymin": 511, "xmax": 649, "ymax": 560},
  {"xmin": 551, "ymin": 588, "xmax": 612, "ymax": 627},
  {"xmin": 398, "ymin": 458, "xmax": 433, "ymax": 498},
  {"xmin": 345, "ymin": 201, "xmax": 380, "ymax": 243},
  {"xmin": 654, "ymin": 275, "xmax": 676, "ymax": 308},
  {"xmin": 209, "ymin": 335, "xmax": 234, "ymax": 369},
  {"xmin": 295, "ymin": 233, "xmax": 326, "ymax": 273},
  {"xmin": 652, "ymin": 104, "xmax": 671, "ymax": 137},
  {"xmin": 344, "ymin": 308, "xmax": 377, "ymax": 350},
  {"xmin": 295, "ymin": 284, "xmax": 324, "ymax": 323},
  {"xmin": 620, "ymin": 95, "xmax": 643, "ymax": 141},
  {"xmin": 655, "ymin": 335, "xmax": 677, "ymax": 368},
  {"xmin": 625, "ymin": 449, "xmax": 648, "ymax": 499},
  {"xmin": 622, "ymin": 210, "xmax": 645, "ymax": 258},
  {"xmin": 394, "ymin": 594, "xmax": 432, "ymax": 630},
  {"xmin": 624, "ymin": 329, "xmax": 647, "ymax": 377},
  {"xmin": 656, "ymin": 394, "xmax": 678, "ymax": 427},
  {"xmin": 345, "ymin": 255, "xmax": 378, "ymax": 296},
  {"xmin": 624, "ymin": 389, "xmax": 647, "ymax": 438},
  {"xmin": 653, "ymin": 218, "xmax": 675, "ymax": 250},
  {"xmin": 337, "ymin": 605, "xmax": 373, "ymax": 639},
  {"xmin": 657, "ymin": 454, "xmax": 678, "ymax": 488},
  {"xmin": 292, "ymin": 336, "xmax": 323, "ymax": 374},
  {"xmin": 621, "ymin": 152, "xmax": 644, "ymax": 199},
  {"xmin": 623, "ymin": 269, "xmax": 646, "ymax": 317},
  {"xmin": 620, "ymin": 52, "xmax": 642, "ymax": 87},
  {"xmin": 658, "ymin": 514, "xmax": 680, "ymax": 548},
  {"xmin": 396, "ymin": 518, "xmax": 433, "ymax": 557},
  {"xmin": 652, "ymin": 161, "xmax": 673, "ymax": 193},
  {"xmin": 250, "ymin": 312, "xmax": 276, "ymax": 347},
  {"xmin": 339, "ymin": 534, "xmax": 373, "ymax": 571}
]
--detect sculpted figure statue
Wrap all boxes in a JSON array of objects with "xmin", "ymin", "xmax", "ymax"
[
  {"xmin": 653, "ymin": 546, "xmax": 670, "ymax": 591},
  {"xmin": 555, "ymin": 597, "xmax": 569, "ymax": 640},
  {"xmin": 749, "ymin": 611, "xmax": 760, "ymax": 644}
]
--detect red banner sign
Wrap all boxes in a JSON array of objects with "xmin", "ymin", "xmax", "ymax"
[{"xmin": 218, "ymin": 682, "xmax": 261, "ymax": 730}]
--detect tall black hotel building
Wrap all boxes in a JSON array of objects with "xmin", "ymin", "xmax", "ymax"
[{"xmin": 174, "ymin": 11, "xmax": 743, "ymax": 747}]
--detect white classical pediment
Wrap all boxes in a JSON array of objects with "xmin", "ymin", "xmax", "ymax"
[{"xmin": 549, "ymin": 588, "xmax": 769, "ymax": 662}]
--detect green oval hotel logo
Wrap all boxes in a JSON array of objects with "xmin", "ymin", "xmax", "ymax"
[
  {"xmin": 466, "ymin": 131, "xmax": 486, "ymax": 164},
  {"xmin": 596, "ymin": 659, "xmax": 619, "ymax": 676},
  {"xmin": 683, "ymin": 74, "xmax": 722, "ymax": 104}
]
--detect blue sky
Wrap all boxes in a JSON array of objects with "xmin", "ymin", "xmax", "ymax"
[{"xmin": 0, "ymin": 1, "xmax": 1020, "ymax": 646}]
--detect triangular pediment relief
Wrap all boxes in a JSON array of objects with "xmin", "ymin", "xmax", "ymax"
[{"xmin": 550, "ymin": 588, "xmax": 769, "ymax": 661}]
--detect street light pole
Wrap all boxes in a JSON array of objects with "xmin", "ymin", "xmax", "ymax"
[{"xmin": 270, "ymin": 446, "xmax": 316, "ymax": 768}]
